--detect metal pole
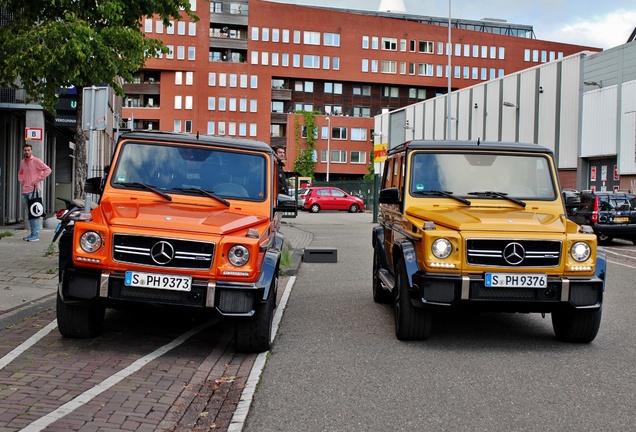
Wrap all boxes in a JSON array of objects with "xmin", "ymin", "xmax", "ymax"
[
  {"xmin": 84, "ymin": 86, "xmax": 96, "ymax": 213},
  {"xmin": 326, "ymin": 116, "xmax": 331, "ymax": 182},
  {"xmin": 447, "ymin": 0, "xmax": 452, "ymax": 140}
]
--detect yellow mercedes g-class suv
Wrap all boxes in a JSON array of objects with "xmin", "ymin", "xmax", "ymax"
[{"xmin": 372, "ymin": 140, "xmax": 605, "ymax": 343}]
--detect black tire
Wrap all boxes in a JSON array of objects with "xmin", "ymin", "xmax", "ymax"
[
  {"xmin": 394, "ymin": 259, "xmax": 432, "ymax": 341},
  {"xmin": 56, "ymin": 292, "xmax": 105, "ymax": 339},
  {"xmin": 235, "ymin": 275, "xmax": 277, "ymax": 353},
  {"xmin": 57, "ymin": 226, "xmax": 74, "ymax": 282},
  {"xmin": 310, "ymin": 204, "xmax": 320, "ymax": 213},
  {"xmin": 551, "ymin": 308, "xmax": 602, "ymax": 343},
  {"xmin": 372, "ymin": 250, "xmax": 392, "ymax": 304},
  {"xmin": 349, "ymin": 203, "xmax": 360, "ymax": 213}
]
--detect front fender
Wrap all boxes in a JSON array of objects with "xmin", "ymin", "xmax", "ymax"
[
  {"xmin": 595, "ymin": 246, "xmax": 607, "ymax": 289},
  {"xmin": 393, "ymin": 241, "xmax": 419, "ymax": 288},
  {"xmin": 257, "ymin": 248, "xmax": 280, "ymax": 302},
  {"xmin": 372, "ymin": 226, "xmax": 390, "ymax": 271}
]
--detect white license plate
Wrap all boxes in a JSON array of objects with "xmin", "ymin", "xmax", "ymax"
[
  {"xmin": 124, "ymin": 271, "xmax": 192, "ymax": 291},
  {"xmin": 485, "ymin": 273, "xmax": 547, "ymax": 288}
]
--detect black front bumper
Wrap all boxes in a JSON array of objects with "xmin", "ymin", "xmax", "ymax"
[
  {"xmin": 59, "ymin": 268, "xmax": 263, "ymax": 317},
  {"xmin": 410, "ymin": 272, "xmax": 604, "ymax": 313}
]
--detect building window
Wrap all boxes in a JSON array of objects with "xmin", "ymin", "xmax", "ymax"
[
  {"xmin": 463, "ymin": 44, "xmax": 470, "ymax": 57},
  {"xmin": 208, "ymin": 72, "xmax": 216, "ymax": 86},
  {"xmin": 272, "ymin": 52, "xmax": 279, "ymax": 66},
  {"xmin": 499, "ymin": 47, "xmax": 505, "ymax": 59},
  {"xmin": 186, "ymin": 71, "xmax": 193, "ymax": 85},
  {"xmin": 229, "ymin": 98, "xmax": 237, "ymax": 111},
  {"xmin": 228, "ymin": 122, "xmax": 236, "ymax": 136},
  {"xmin": 185, "ymin": 95, "xmax": 193, "ymax": 109},
  {"xmin": 250, "ymin": 123, "xmax": 257, "ymax": 136},
  {"xmin": 382, "ymin": 38, "xmax": 397, "ymax": 51},
  {"xmin": 239, "ymin": 122, "xmax": 247, "ymax": 136},
  {"xmin": 207, "ymin": 121, "xmax": 215, "ymax": 135},
  {"xmin": 323, "ymin": 56, "xmax": 330, "ymax": 69},
  {"xmin": 418, "ymin": 63, "xmax": 433, "ymax": 76},
  {"xmin": 177, "ymin": 46, "xmax": 185, "ymax": 60},
  {"xmin": 436, "ymin": 65, "xmax": 443, "ymax": 77},
  {"xmin": 218, "ymin": 122, "xmax": 226, "ymax": 135},
  {"xmin": 250, "ymin": 99, "xmax": 257, "ymax": 112},
  {"xmin": 251, "ymin": 75, "xmax": 258, "ymax": 88},
  {"xmin": 282, "ymin": 53, "xmax": 289, "ymax": 67},
  {"xmin": 174, "ymin": 120, "xmax": 181, "ymax": 132},
  {"xmin": 352, "ymin": 85, "xmax": 371, "ymax": 96},
  {"xmin": 251, "ymin": 51, "xmax": 258, "ymax": 64},
  {"xmin": 293, "ymin": 54, "xmax": 300, "ymax": 67},
  {"xmin": 175, "ymin": 72, "xmax": 183, "ymax": 85},
  {"xmin": 189, "ymin": 22, "xmax": 196, "ymax": 36},
  {"xmin": 167, "ymin": 21, "xmax": 174, "ymax": 35},
  {"xmin": 185, "ymin": 120, "xmax": 192, "ymax": 133},
  {"xmin": 472, "ymin": 67, "xmax": 478, "ymax": 79},
  {"xmin": 304, "ymin": 31, "xmax": 320, "ymax": 45},
  {"xmin": 324, "ymin": 33, "xmax": 340, "ymax": 46},
  {"xmin": 174, "ymin": 95, "xmax": 182, "ymax": 109},
  {"xmin": 463, "ymin": 66, "xmax": 469, "ymax": 79},
  {"xmin": 262, "ymin": 28, "xmax": 269, "ymax": 42},
  {"xmin": 437, "ymin": 42, "xmax": 444, "ymax": 54},
  {"xmin": 524, "ymin": 49, "xmax": 531, "ymax": 62},
  {"xmin": 271, "ymin": 101, "xmax": 284, "ymax": 113},
  {"xmin": 351, "ymin": 151, "xmax": 366, "ymax": 164},
  {"xmin": 454, "ymin": 66, "xmax": 460, "ymax": 78},
  {"xmin": 178, "ymin": 21, "xmax": 186, "ymax": 35},
  {"xmin": 331, "ymin": 150, "xmax": 347, "ymax": 163},
  {"xmin": 419, "ymin": 41, "xmax": 433, "ymax": 53},
  {"xmin": 240, "ymin": 98, "xmax": 247, "ymax": 112},
  {"xmin": 282, "ymin": 29, "xmax": 289, "ymax": 43},
  {"xmin": 362, "ymin": 36, "xmax": 369, "ymax": 49},
  {"xmin": 401, "ymin": 39, "xmax": 407, "ymax": 52},
  {"xmin": 219, "ymin": 73, "xmax": 226, "ymax": 87},
  {"xmin": 481, "ymin": 45, "xmax": 488, "ymax": 58},
  {"xmin": 293, "ymin": 30, "xmax": 301, "ymax": 44},
  {"xmin": 144, "ymin": 19, "xmax": 152, "ymax": 33},
  {"xmin": 371, "ymin": 37, "xmax": 378, "ymax": 49},
  {"xmin": 251, "ymin": 27, "xmax": 259, "ymax": 41},
  {"xmin": 490, "ymin": 46, "xmax": 496, "ymax": 59},
  {"xmin": 362, "ymin": 59, "xmax": 369, "ymax": 72},
  {"xmin": 352, "ymin": 106, "xmax": 371, "ymax": 117},
  {"xmin": 371, "ymin": 60, "xmax": 378, "ymax": 73},
  {"xmin": 219, "ymin": 97, "xmax": 226, "ymax": 111},
  {"xmin": 333, "ymin": 57, "xmax": 340, "ymax": 70},
  {"xmin": 350, "ymin": 128, "xmax": 367, "ymax": 141},
  {"xmin": 381, "ymin": 60, "xmax": 397, "ymax": 74},
  {"xmin": 383, "ymin": 86, "xmax": 399, "ymax": 97},
  {"xmin": 472, "ymin": 45, "xmax": 479, "ymax": 57},
  {"xmin": 331, "ymin": 127, "xmax": 347, "ymax": 140},
  {"xmin": 301, "ymin": 126, "xmax": 318, "ymax": 139},
  {"xmin": 166, "ymin": 45, "xmax": 174, "ymax": 59},
  {"xmin": 188, "ymin": 47, "xmax": 195, "ymax": 60},
  {"xmin": 229, "ymin": 73, "xmax": 237, "ymax": 87},
  {"xmin": 303, "ymin": 55, "xmax": 320, "ymax": 68},
  {"xmin": 261, "ymin": 51, "xmax": 269, "ymax": 65},
  {"xmin": 455, "ymin": 44, "xmax": 461, "ymax": 56},
  {"xmin": 208, "ymin": 97, "xmax": 215, "ymax": 110},
  {"xmin": 272, "ymin": 28, "xmax": 280, "ymax": 42},
  {"xmin": 305, "ymin": 81, "xmax": 314, "ymax": 92}
]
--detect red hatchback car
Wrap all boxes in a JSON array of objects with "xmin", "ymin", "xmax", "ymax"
[{"xmin": 303, "ymin": 186, "xmax": 364, "ymax": 213}]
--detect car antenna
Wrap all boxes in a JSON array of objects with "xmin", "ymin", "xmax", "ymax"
[
  {"xmin": 477, "ymin": 137, "xmax": 480, "ymax": 146},
  {"xmin": 196, "ymin": 131, "xmax": 200, "ymax": 140}
]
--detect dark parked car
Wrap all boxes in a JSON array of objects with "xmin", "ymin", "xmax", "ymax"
[{"xmin": 565, "ymin": 190, "xmax": 636, "ymax": 243}]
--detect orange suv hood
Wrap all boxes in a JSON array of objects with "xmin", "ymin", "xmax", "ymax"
[
  {"xmin": 406, "ymin": 205, "xmax": 566, "ymax": 233},
  {"xmin": 100, "ymin": 199, "xmax": 268, "ymax": 235}
]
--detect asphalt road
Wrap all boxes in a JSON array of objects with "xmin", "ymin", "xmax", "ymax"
[{"xmin": 244, "ymin": 211, "xmax": 636, "ymax": 432}]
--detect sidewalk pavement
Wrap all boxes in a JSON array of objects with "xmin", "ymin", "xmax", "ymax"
[{"xmin": 0, "ymin": 219, "xmax": 313, "ymax": 329}]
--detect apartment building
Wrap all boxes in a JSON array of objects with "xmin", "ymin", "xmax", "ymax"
[{"xmin": 122, "ymin": 0, "xmax": 599, "ymax": 180}]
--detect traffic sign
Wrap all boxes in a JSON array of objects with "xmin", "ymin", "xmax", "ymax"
[{"xmin": 25, "ymin": 127, "xmax": 43, "ymax": 141}]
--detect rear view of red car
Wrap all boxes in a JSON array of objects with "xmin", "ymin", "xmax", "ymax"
[{"xmin": 303, "ymin": 186, "xmax": 364, "ymax": 213}]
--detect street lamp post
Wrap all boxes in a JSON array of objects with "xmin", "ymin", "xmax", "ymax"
[
  {"xmin": 447, "ymin": 0, "xmax": 452, "ymax": 140},
  {"xmin": 326, "ymin": 116, "xmax": 331, "ymax": 182}
]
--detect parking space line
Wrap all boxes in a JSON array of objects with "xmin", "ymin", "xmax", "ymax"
[
  {"xmin": 228, "ymin": 275, "xmax": 297, "ymax": 432},
  {"xmin": 19, "ymin": 319, "xmax": 216, "ymax": 432},
  {"xmin": 0, "ymin": 320, "xmax": 57, "ymax": 371}
]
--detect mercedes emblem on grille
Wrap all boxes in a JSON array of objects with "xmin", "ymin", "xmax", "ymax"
[
  {"xmin": 151, "ymin": 241, "xmax": 175, "ymax": 265},
  {"xmin": 503, "ymin": 242, "xmax": 525, "ymax": 265}
]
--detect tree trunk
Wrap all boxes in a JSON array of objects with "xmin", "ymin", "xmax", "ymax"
[{"xmin": 73, "ymin": 87, "xmax": 87, "ymax": 200}]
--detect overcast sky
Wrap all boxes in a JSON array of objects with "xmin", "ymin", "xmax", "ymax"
[{"xmin": 271, "ymin": 0, "xmax": 635, "ymax": 50}]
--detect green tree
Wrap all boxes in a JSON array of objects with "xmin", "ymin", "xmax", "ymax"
[{"xmin": 0, "ymin": 0, "xmax": 196, "ymax": 198}]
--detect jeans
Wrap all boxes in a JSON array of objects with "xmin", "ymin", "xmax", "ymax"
[{"xmin": 22, "ymin": 192, "xmax": 41, "ymax": 238}]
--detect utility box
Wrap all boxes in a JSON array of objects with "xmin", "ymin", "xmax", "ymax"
[{"xmin": 303, "ymin": 247, "xmax": 337, "ymax": 263}]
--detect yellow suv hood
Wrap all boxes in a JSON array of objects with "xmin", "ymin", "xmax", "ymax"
[{"xmin": 405, "ymin": 205, "xmax": 566, "ymax": 233}]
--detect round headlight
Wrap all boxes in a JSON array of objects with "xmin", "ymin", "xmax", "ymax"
[
  {"xmin": 432, "ymin": 238, "xmax": 453, "ymax": 259},
  {"xmin": 80, "ymin": 231, "xmax": 103, "ymax": 253},
  {"xmin": 228, "ymin": 245, "xmax": 250, "ymax": 266},
  {"xmin": 570, "ymin": 242, "xmax": 591, "ymax": 262}
]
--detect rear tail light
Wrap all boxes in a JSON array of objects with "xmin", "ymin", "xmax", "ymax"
[
  {"xmin": 591, "ymin": 196, "xmax": 599, "ymax": 223},
  {"xmin": 55, "ymin": 209, "xmax": 68, "ymax": 219}
]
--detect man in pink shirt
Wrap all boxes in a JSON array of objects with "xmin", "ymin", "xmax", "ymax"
[{"xmin": 17, "ymin": 143, "xmax": 52, "ymax": 241}]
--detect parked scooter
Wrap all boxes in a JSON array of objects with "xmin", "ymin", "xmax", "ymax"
[{"xmin": 52, "ymin": 197, "xmax": 84, "ymax": 243}]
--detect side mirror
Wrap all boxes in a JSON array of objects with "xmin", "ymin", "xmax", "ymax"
[
  {"xmin": 84, "ymin": 177, "xmax": 103, "ymax": 195},
  {"xmin": 275, "ymin": 193, "xmax": 296, "ymax": 212},
  {"xmin": 379, "ymin": 187, "xmax": 401, "ymax": 204}
]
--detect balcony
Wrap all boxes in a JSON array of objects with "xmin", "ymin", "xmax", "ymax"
[
  {"xmin": 271, "ymin": 113, "xmax": 288, "ymax": 124},
  {"xmin": 122, "ymin": 82, "xmax": 160, "ymax": 95},
  {"xmin": 271, "ymin": 88, "xmax": 292, "ymax": 101},
  {"xmin": 270, "ymin": 136, "xmax": 286, "ymax": 148}
]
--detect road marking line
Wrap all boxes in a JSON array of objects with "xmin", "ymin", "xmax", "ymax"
[
  {"xmin": 228, "ymin": 275, "xmax": 296, "ymax": 432},
  {"xmin": 19, "ymin": 319, "xmax": 215, "ymax": 432},
  {"xmin": 0, "ymin": 320, "xmax": 58, "ymax": 371},
  {"xmin": 608, "ymin": 258, "xmax": 636, "ymax": 269}
]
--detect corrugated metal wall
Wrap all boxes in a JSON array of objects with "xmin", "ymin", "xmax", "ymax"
[
  {"xmin": 619, "ymin": 80, "xmax": 636, "ymax": 175},
  {"xmin": 581, "ymin": 86, "xmax": 617, "ymax": 157}
]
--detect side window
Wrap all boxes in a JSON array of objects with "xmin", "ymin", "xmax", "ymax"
[{"xmin": 331, "ymin": 189, "xmax": 345, "ymax": 197}]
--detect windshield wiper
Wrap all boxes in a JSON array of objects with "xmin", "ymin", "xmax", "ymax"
[
  {"xmin": 468, "ymin": 191, "xmax": 526, "ymax": 207},
  {"xmin": 174, "ymin": 187, "xmax": 230, "ymax": 207},
  {"xmin": 116, "ymin": 182, "xmax": 172, "ymax": 201},
  {"xmin": 412, "ymin": 190, "xmax": 471, "ymax": 206}
]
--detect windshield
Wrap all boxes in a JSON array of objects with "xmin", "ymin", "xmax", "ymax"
[
  {"xmin": 111, "ymin": 142, "xmax": 267, "ymax": 201},
  {"xmin": 409, "ymin": 152, "xmax": 557, "ymax": 200}
]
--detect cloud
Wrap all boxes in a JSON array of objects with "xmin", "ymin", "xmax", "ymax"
[{"xmin": 538, "ymin": 10, "xmax": 636, "ymax": 49}]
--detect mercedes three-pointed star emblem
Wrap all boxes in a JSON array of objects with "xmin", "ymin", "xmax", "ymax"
[
  {"xmin": 151, "ymin": 241, "xmax": 175, "ymax": 265},
  {"xmin": 503, "ymin": 242, "xmax": 525, "ymax": 265}
]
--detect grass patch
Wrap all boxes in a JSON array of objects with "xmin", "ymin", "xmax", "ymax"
[
  {"xmin": 43, "ymin": 242, "xmax": 57, "ymax": 257},
  {"xmin": 45, "ymin": 267, "xmax": 57, "ymax": 274},
  {"xmin": 0, "ymin": 231, "xmax": 13, "ymax": 239},
  {"xmin": 280, "ymin": 246, "xmax": 292, "ymax": 268}
]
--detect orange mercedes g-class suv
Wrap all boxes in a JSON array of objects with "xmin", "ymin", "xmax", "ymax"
[
  {"xmin": 372, "ymin": 140, "xmax": 606, "ymax": 343},
  {"xmin": 57, "ymin": 131, "xmax": 294, "ymax": 352}
]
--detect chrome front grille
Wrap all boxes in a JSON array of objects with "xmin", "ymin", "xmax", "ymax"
[
  {"xmin": 466, "ymin": 239, "xmax": 561, "ymax": 267},
  {"xmin": 113, "ymin": 234, "xmax": 214, "ymax": 269}
]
